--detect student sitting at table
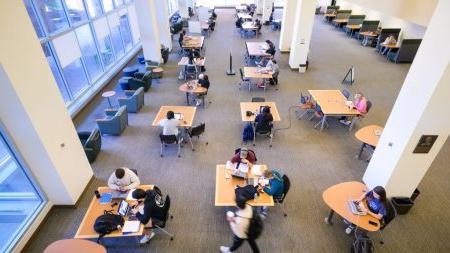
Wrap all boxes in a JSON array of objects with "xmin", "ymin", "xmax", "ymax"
[
  {"xmin": 345, "ymin": 186, "xmax": 387, "ymax": 234},
  {"xmin": 158, "ymin": 110, "xmax": 184, "ymax": 140},
  {"xmin": 265, "ymin": 59, "xmax": 279, "ymax": 85},
  {"xmin": 265, "ymin": 40, "xmax": 276, "ymax": 56},
  {"xmin": 195, "ymin": 74, "xmax": 210, "ymax": 106},
  {"xmin": 178, "ymin": 30, "xmax": 186, "ymax": 47},
  {"xmin": 381, "ymin": 34, "xmax": 397, "ymax": 55},
  {"xmin": 131, "ymin": 188, "xmax": 168, "ymax": 244},
  {"xmin": 231, "ymin": 147, "xmax": 256, "ymax": 167},
  {"xmin": 108, "ymin": 167, "xmax": 140, "ymax": 191},
  {"xmin": 339, "ymin": 92, "xmax": 368, "ymax": 126},
  {"xmin": 235, "ymin": 17, "xmax": 244, "ymax": 29},
  {"xmin": 255, "ymin": 19, "xmax": 262, "ymax": 34},
  {"xmin": 255, "ymin": 106, "xmax": 273, "ymax": 133},
  {"xmin": 257, "ymin": 169, "xmax": 284, "ymax": 218}
]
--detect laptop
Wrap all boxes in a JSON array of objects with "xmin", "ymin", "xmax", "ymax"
[
  {"xmin": 231, "ymin": 170, "xmax": 248, "ymax": 179},
  {"xmin": 118, "ymin": 200, "xmax": 130, "ymax": 217},
  {"xmin": 174, "ymin": 113, "xmax": 183, "ymax": 120},
  {"xmin": 111, "ymin": 190, "xmax": 129, "ymax": 200},
  {"xmin": 347, "ymin": 200, "xmax": 367, "ymax": 216}
]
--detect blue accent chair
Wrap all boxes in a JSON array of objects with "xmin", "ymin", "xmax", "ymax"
[
  {"xmin": 96, "ymin": 106, "xmax": 128, "ymax": 135},
  {"xmin": 78, "ymin": 128, "xmax": 102, "ymax": 163},
  {"xmin": 123, "ymin": 66, "xmax": 139, "ymax": 77},
  {"xmin": 118, "ymin": 87, "xmax": 144, "ymax": 113},
  {"xmin": 119, "ymin": 77, "xmax": 132, "ymax": 90},
  {"xmin": 137, "ymin": 55, "xmax": 145, "ymax": 64}
]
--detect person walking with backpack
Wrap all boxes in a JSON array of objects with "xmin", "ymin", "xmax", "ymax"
[{"xmin": 220, "ymin": 196, "xmax": 261, "ymax": 253}]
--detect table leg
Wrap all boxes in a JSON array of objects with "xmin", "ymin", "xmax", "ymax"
[
  {"xmin": 186, "ymin": 92, "xmax": 190, "ymax": 105},
  {"xmin": 324, "ymin": 210, "xmax": 335, "ymax": 225},
  {"xmin": 320, "ymin": 115, "xmax": 327, "ymax": 131},
  {"xmin": 357, "ymin": 143, "xmax": 365, "ymax": 159},
  {"xmin": 107, "ymin": 97, "xmax": 112, "ymax": 108}
]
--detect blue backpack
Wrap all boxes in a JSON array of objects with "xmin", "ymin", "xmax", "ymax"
[{"xmin": 242, "ymin": 123, "xmax": 254, "ymax": 142}]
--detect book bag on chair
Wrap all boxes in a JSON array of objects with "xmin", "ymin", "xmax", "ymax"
[
  {"xmin": 242, "ymin": 123, "xmax": 254, "ymax": 142},
  {"xmin": 94, "ymin": 211, "xmax": 124, "ymax": 242}
]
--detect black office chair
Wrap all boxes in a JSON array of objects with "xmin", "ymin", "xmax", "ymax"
[
  {"xmin": 184, "ymin": 64, "xmax": 198, "ymax": 80},
  {"xmin": 253, "ymin": 123, "xmax": 273, "ymax": 147},
  {"xmin": 239, "ymin": 68, "xmax": 252, "ymax": 91},
  {"xmin": 151, "ymin": 187, "xmax": 174, "ymax": 240},
  {"xmin": 341, "ymin": 89, "xmax": 351, "ymax": 99},
  {"xmin": 187, "ymin": 123, "xmax": 207, "ymax": 151},
  {"xmin": 378, "ymin": 199, "xmax": 397, "ymax": 244},
  {"xmin": 274, "ymin": 174, "xmax": 291, "ymax": 217},
  {"xmin": 159, "ymin": 134, "xmax": 182, "ymax": 158},
  {"xmin": 251, "ymin": 97, "xmax": 265, "ymax": 102}
]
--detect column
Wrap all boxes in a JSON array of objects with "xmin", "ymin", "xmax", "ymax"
[
  {"xmin": 179, "ymin": 0, "xmax": 189, "ymax": 19},
  {"xmin": 154, "ymin": 0, "xmax": 172, "ymax": 51},
  {"xmin": 135, "ymin": 0, "xmax": 162, "ymax": 63},
  {"xmin": 279, "ymin": 0, "xmax": 297, "ymax": 52},
  {"xmin": 288, "ymin": 0, "xmax": 316, "ymax": 70},
  {"xmin": 262, "ymin": 0, "xmax": 273, "ymax": 23},
  {"xmin": 256, "ymin": 0, "xmax": 263, "ymax": 15},
  {"xmin": 363, "ymin": 0, "xmax": 450, "ymax": 198},
  {"xmin": 0, "ymin": 1, "xmax": 93, "ymax": 204}
]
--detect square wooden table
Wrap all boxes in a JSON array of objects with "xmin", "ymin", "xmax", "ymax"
[
  {"xmin": 182, "ymin": 36, "xmax": 205, "ymax": 49},
  {"xmin": 240, "ymin": 102, "xmax": 281, "ymax": 122},
  {"xmin": 237, "ymin": 13, "xmax": 252, "ymax": 20},
  {"xmin": 152, "ymin": 106, "xmax": 197, "ymax": 127},
  {"xmin": 308, "ymin": 90, "xmax": 360, "ymax": 131},
  {"xmin": 246, "ymin": 42, "xmax": 270, "ymax": 57},
  {"xmin": 243, "ymin": 67, "xmax": 273, "ymax": 79},
  {"xmin": 215, "ymin": 164, "xmax": 274, "ymax": 206},
  {"xmin": 74, "ymin": 185, "xmax": 153, "ymax": 239}
]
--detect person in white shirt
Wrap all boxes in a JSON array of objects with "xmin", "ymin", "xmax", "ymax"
[
  {"xmin": 158, "ymin": 111, "xmax": 182, "ymax": 139},
  {"xmin": 220, "ymin": 196, "xmax": 260, "ymax": 253},
  {"xmin": 265, "ymin": 59, "xmax": 279, "ymax": 85},
  {"xmin": 107, "ymin": 167, "xmax": 140, "ymax": 191}
]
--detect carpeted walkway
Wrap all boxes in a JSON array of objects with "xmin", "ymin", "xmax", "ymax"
[{"xmin": 24, "ymin": 9, "xmax": 450, "ymax": 253}]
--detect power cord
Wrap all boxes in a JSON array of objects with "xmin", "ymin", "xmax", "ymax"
[{"xmin": 273, "ymin": 105, "xmax": 299, "ymax": 134}]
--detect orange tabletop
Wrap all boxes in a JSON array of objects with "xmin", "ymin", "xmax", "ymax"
[
  {"xmin": 152, "ymin": 106, "xmax": 196, "ymax": 127},
  {"xmin": 242, "ymin": 22, "xmax": 257, "ymax": 30},
  {"xmin": 359, "ymin": 31, "xmax": 378, "ymax": 37},
  {"xmin": 44, "ymin": 239, "xmax": 106, "ymax": 253},
  {"xmin": 182, "ymin": 36, "xmax": 204, "ymax": 49},
  {"xmin": 323, "ymin": 181, "xmax": 380, "ymax": 232},
  {"xmin": 324, "ymin": 13, "xmax": 336, "ymax": 17},
  {"xmin": 201, "ymin": 21, "xmax": 209, "ymax": 30},
  {"xmin": 179, "ymin": 81, "xmax": 207, "ymax": 93},
  {"xmin": 240, "ymin": 102, "xmax": 281, "ymax": 122},
  {"xmin": 246, "ymin": 42, "xmax": 270, "ymax": 57},
  {"xmin": 215, "ymin": 164, "xmax": 274, "ymax": 206},
  {"xmin": 355, "ymin": 125, "xmax": 383, "ymax": 147},
  {"xmin": 346, "ymin": 24, "xmax": 361, "ymax": 29},
  {"xmin": 237, "ymin": 13, "xmax": 252, "ymax": 20},
  {"xmin": 178, "ymin": 57, "xmax": 206, "ymax": 66},
  {"xmin": 308, "ymin": 90, "xmax": 360, "ymax": 116},
  {"xmin": 243, "ymin": 67, "xmax": 273, "ymax": 79},
  {"xmin": 74, "ymin": 185, "xmax": 153, "ymax": 239},
  {"xmin": 380, "ymin": 43, "xmax": 400, "ymax": 49},
  {"xmin": 333, "ymin": 19, "xmax": 348, "ymax": 23}
]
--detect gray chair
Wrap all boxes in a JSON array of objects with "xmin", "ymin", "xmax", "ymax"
[
  {"xmin": 187, "ymin": 123, "xmax": 206, "ymax": 151},
  {"xmin": 160, "ymin": 134, "xmax": 182, "ymax": 158},
  {"xmin": 387, "ymin": 39, "xmax": 422, "ymax": 63},
  {"xmin": 184, "ymin": 64, "xmax": 198, "ymax": 80},
  {"xmin": 251, "ymin": 97, "xmax": 265, "ymax": 102},
  {"xmin": 118, "ymin": 87, "xmax": 144, "ymax": 113},
  {"xmin": 239, "ymin": 68, "xmax": 252, "ymax": 91},
  {"xmin": 96, "ymin": 106, "xmax": 128, "ymax": 136},
  {"xmin": 341, "ymin": 89, "xmax": 351, "ymax": 99},
  {"xmin": 78, "ymin": 128, "xmax": 101, "ymax": 163},
  {"xmin": 133, "ymin": 71, "xmax": 152, "ymax": 91}
]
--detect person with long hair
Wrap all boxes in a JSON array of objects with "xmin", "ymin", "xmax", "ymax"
[{"xmin": 345, "ymin": 185, "xmax": 387, "ymax": 234}]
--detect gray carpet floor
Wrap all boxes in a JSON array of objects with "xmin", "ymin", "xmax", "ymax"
[{"xmin": 24, "ymin": 9, "xmax": 450, "ymax": 253}]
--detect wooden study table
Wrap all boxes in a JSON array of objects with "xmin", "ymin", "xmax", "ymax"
[
  {"xmin": 240, "ymin": 102, "xmax": 281, "ymax": 122},
  {"xmin": 243, "ymin": 67, "xmax": 273, "ymax": 79},
  {"xmin": 242, "ymin": 22, "xmax": 257, "ymax": 30},
  {"xmin": 359, "ymin": 31, "xmax": 379, "ymax": 46},
  {"xmin": 345, "ymin": 24, "xmax": 361, "ymax": 36},
  {"xmin": 182, "ymin": 36, "xmax": 205, "ymax": 49},
  {"xmin": 333, "ymin": 18, "xmax": 348, "ymax": 26},
  {"xmin": 215, "ymin": 164, "xmax": 274, "ymax": 206},
  {"xmin": 152, "ymin": 106, "xmax": 196, "ymax": 127},
  {"xmin": 75, "ymin": 185, "xmax": 153, "ymax": 239},
  {"xmin": 179, "ymin": 81, "xmax": 207, "ymax": 105},
  {"xmin": 237, "ymin": 13, "xmax": 252, "ymax": 20},
  {"xmin": 379, "ymin": 42, "xmax": 400, "ymax": 56},
  {"xmin": 44, "ymin": 239, "xmax": 106, "ymax": 253},
  {"xmin": 323, "ymin": 181, "xmax": 380, "ymax": 232},
  {"xmin": 236, "ymin": 5, "xmax": 247, "ymax": 12},
  {"xmin": 246, "ymin": 42, "xmax": 270, "ymax": 57},
  {"xmin": 177, "ymin": 57, "xmax": 205, "ymax": 79},
  {"xmin": 308, "ymin": 90, "xmax": 360, "ymax": 131},
  {"xmin": 355, "ymin": 125, "xmax": 383, "ymax": 159}
]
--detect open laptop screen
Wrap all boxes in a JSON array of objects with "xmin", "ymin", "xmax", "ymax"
[{"xmin": 118, "ymin": 200, "xmax": 129, "ymax": 216}]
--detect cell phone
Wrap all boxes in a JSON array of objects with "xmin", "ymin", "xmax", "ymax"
[
  {"xmin": 111, "ymin": 202, "xmax": 118, "ymax": 207},
  {"xmin": 368, "ymin": 220, "xmax": 378, "ymax": 226}
]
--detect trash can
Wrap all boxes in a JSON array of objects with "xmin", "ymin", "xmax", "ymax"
[
  {"xmin": 411, "ymin": 188, "xmax": 420, "ymax": 202},
  {"xmin": 299, "ymin": 64, "xmax": 307, "ymax": 73},
  {"xmin": 391, "ymin": 197, "xmax": 414, "ymax": 215}
]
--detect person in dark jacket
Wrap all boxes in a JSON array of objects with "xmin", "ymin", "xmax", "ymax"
[
  {"xmin": 254, "ymin": 106, "xmax": 273, "ymax": 132},
  {"xmin": 178, "ymin": 30, "xmax": 186, "ymax": 47},
  {"xmin": 196, "ymin": 74, "xmax": 210, "ymax": 106},
  {"xmin": 131, "ymin": 188, "xmax": 166, "ymax": 244}
]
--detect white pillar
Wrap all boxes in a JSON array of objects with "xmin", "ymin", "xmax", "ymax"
[
  {"xmin": 256, "ymin": 0, "xmax": 263, "ymax": 15},
  {"xmin": 279, "ymin": 0, "xmax": 297, "ymax": 52},
  {"xmin": 135, "ymin": 0, "xmax": 162, "ymax": 63},
  {"xmin": 288, "ymin": 0, "xmax": 316, "ymax": 70},
  {"xmin": 0, "ymin": 1, "xmax": 93, "ymax": 204},
  {"xmin": 363, "ymin": 0, "xmax": 450, "ymax": 198},
  {"xmin": 154, "ymin": 0, "xmax": 172, "ymax": 51},
  {"xmin": 179, "ymin": 0, "xmax": 189, "ymax": 19},
  {"xmin": 262, "ymin": 0, "xmax": 273, "ymax": 23}
]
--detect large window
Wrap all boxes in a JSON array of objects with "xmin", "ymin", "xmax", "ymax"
[
  {"xmin": 24, "ymin": 0, "xmax": 139, "ymax": 109},
  {"xmin": 0, "ymin": 129, "xmax": 45, "ymax": 253}
]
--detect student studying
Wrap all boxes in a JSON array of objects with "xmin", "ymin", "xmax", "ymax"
[{"xmin": 107, "ymin": 168, "xmax": 140, "ymax": 191}]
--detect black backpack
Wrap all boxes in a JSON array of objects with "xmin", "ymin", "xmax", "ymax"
[
  {"xmin": 351, "ymin": 233, "xmax": 374, "ymax": 253},
  {"xmin": 247, "ymin": 207, "xmax": 263, "ymax": 240},
  {"xmin": 235, "ymin": 185, "xmax": 258, "ymax": 202},
  {"xmin": 93, "ymin": 211, "xmax": 124, "ymax": 242}
]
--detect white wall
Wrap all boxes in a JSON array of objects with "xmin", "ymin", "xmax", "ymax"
[{"xmin": 336, "ymin": 0, "xmax": 427, "ymax": 38}]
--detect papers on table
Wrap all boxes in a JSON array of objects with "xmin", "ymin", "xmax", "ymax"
[
  {"xmin": 345, "ymin": 101, "xmax": 353, "ymax": 107},
  {"xmin": 122, "ymin": 220, "xmax": 140, "ymax": 233},
  {"xmin": 225, "ymin": 161, "xmax": 249, "ymax": 173},
  {"xmin": 252, "ymin": 165, "xmax": 262, "ymax": 176}
]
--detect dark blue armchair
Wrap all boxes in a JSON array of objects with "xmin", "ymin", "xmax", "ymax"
[{"xmin": 78, "ymin": 128, "xmax": 102, "ymax": 163}]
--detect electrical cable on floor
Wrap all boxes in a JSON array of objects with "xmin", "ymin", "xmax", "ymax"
[{"xmin": 273, "ymin": 105, "xmax": 299, "ymax": 134}]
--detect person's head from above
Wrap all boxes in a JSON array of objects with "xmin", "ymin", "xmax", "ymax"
[
  {"xmin": 132, "ymin": 188, "xmax": 147, "ymax": 200},
  {"xmin": 263, "ymin": 169, "xmax": 274, "ymax": 179},
  {"xmin": 265, "ymin": 40, "xmax": 272, "ymax": 45},
  {"xmin": 272, "ymin": 59, "xmax": 277, "ymax": 64},
  {"xmin": 354, "ymin": 92, "xmax": 364, "ymax": 101},
  {"xmin": 239, "ymin": 147, "xmax": 249, "ymax": 159},
  {"xmin": 182, "ymin": 30, "xmax": 186, "ymax": 35},
  {"xmin": 372, "ymin": 186, "xmax": 387, "ymax": 203},
  {"xmin": 235, "ymin": 194, "xmax": 247, "ymax": 209},
  {"xmin": 167, "ymin": 110, "xmax": 175, "ymax": 120},
  {"xmin": 198, "ymin": 73, "xmax": 204, "ymax": 80},
  {"xmin": 203, "ymin": 74, "xmax": 209, "ymax": 81},
  {"xmin": 115, "ymin": 168, "xmax": 125, "ymax": 179},
  {"xmin": 262, "ymin": 106, "xmax": 271, "ymax": 114}
]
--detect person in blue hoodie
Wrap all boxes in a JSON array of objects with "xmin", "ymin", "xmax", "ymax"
[{"xmin": 257, "ymin": 169, "xmax": 284, "ymax": 218}]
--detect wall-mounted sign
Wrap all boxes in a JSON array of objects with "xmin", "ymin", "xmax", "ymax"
[{"xmin": 413, "ymin": 135, "xmax": 438, "ymax": 154}]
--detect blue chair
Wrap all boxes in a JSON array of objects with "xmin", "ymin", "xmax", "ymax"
[
  {"xmin": 96, "ymin": 106, "xmax": 128, "ymax": 135},
  {"xmin": 312, "ymin": 104, "xmax": 328, "ymax": 129},
  {"xmin": 118, "ymin": 77, "xmax": 132, "ymax": 90},
  {"xmin": 123, "ymin": 66, "xmax": 139, "ymax": 77},
  {"xmin": 341, "ymin": 89, "xmax": 351, "ymax": 99},
  {"xmin": 118, "ymin": 87, "xmax": 144, "ymax": 113},
  {"xmin": 78, "ymin": 128, "xmax": 102, "ymax": 163},
  {"xmin": 137, "ymin": 55, "xmax": 145, "ymax": 65}
]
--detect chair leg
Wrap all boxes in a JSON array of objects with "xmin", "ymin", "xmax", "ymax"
[
  {"xmin": 189, "ymin": 135, "xmax": 195, "ymax": 151},
  {"xmin": 177, "ymin": 142, "xmax": 181, "ymax": 158},
  {"xmin": 160, "ymin": 143, "xmax": 164, "ymax": 157},
  {"xmin": 277, "ymin": 202, "xmax": 287, "ymax": 217},
  {"xmin": 269, "ymin": 131, "xmax": 273, "ymax": 148},
  {"xmin": 154, "ymin": 225, "xmax": 174, "ymax": 240},
  {"xmin": 378, "ymin": 230, "xmax": 385, "ymax": 244}
]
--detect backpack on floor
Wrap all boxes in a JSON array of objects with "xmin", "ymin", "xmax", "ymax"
[
  {"xmin": 93, "ymin": 211, "xmax": 124, "ymax": 242},
  {"xmin": 351, "ymin": 233, "xmax": 374, "ymax": 253},
  {"xmin": 242, "ymin": 123, "xmax": 254, "ymax": 142},
  {"xmin": 247, "ymin": 207, "xmax": 264, "ymax": 240}
]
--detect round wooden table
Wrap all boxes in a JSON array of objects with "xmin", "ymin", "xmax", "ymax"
[
  {"xmin": 44, "ymin": 239, "xmax": 106, "ymax": 253},
  {"xmin": 152, "ymin": 67, "xmax": 164, "ymax": 79},
  {"xmin": 102, "ymin": 90, "xmax": 116, "ymax": 108},
  {"xmin": 179, "ymin": 82, "xmax": 207, "ymax": 105},
  {"xmin": 355, "ymin": 125, "xmax": 383, "ymax": 159}
]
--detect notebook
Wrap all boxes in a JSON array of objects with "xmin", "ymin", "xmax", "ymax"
[
  {"xmin": 252, "ymin": 165, "xmax": 262, "ymax": 176},
  {"xmin": 174, "ymin": 113, "xmax": 184, "ymax": 120},
  {"xmin": 99, "ymin": 192, "xmax": 112, "ymax": 204},
  {"xmin": 122, "ymin": 220, "xmax": 140, "ymax": 233}
]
